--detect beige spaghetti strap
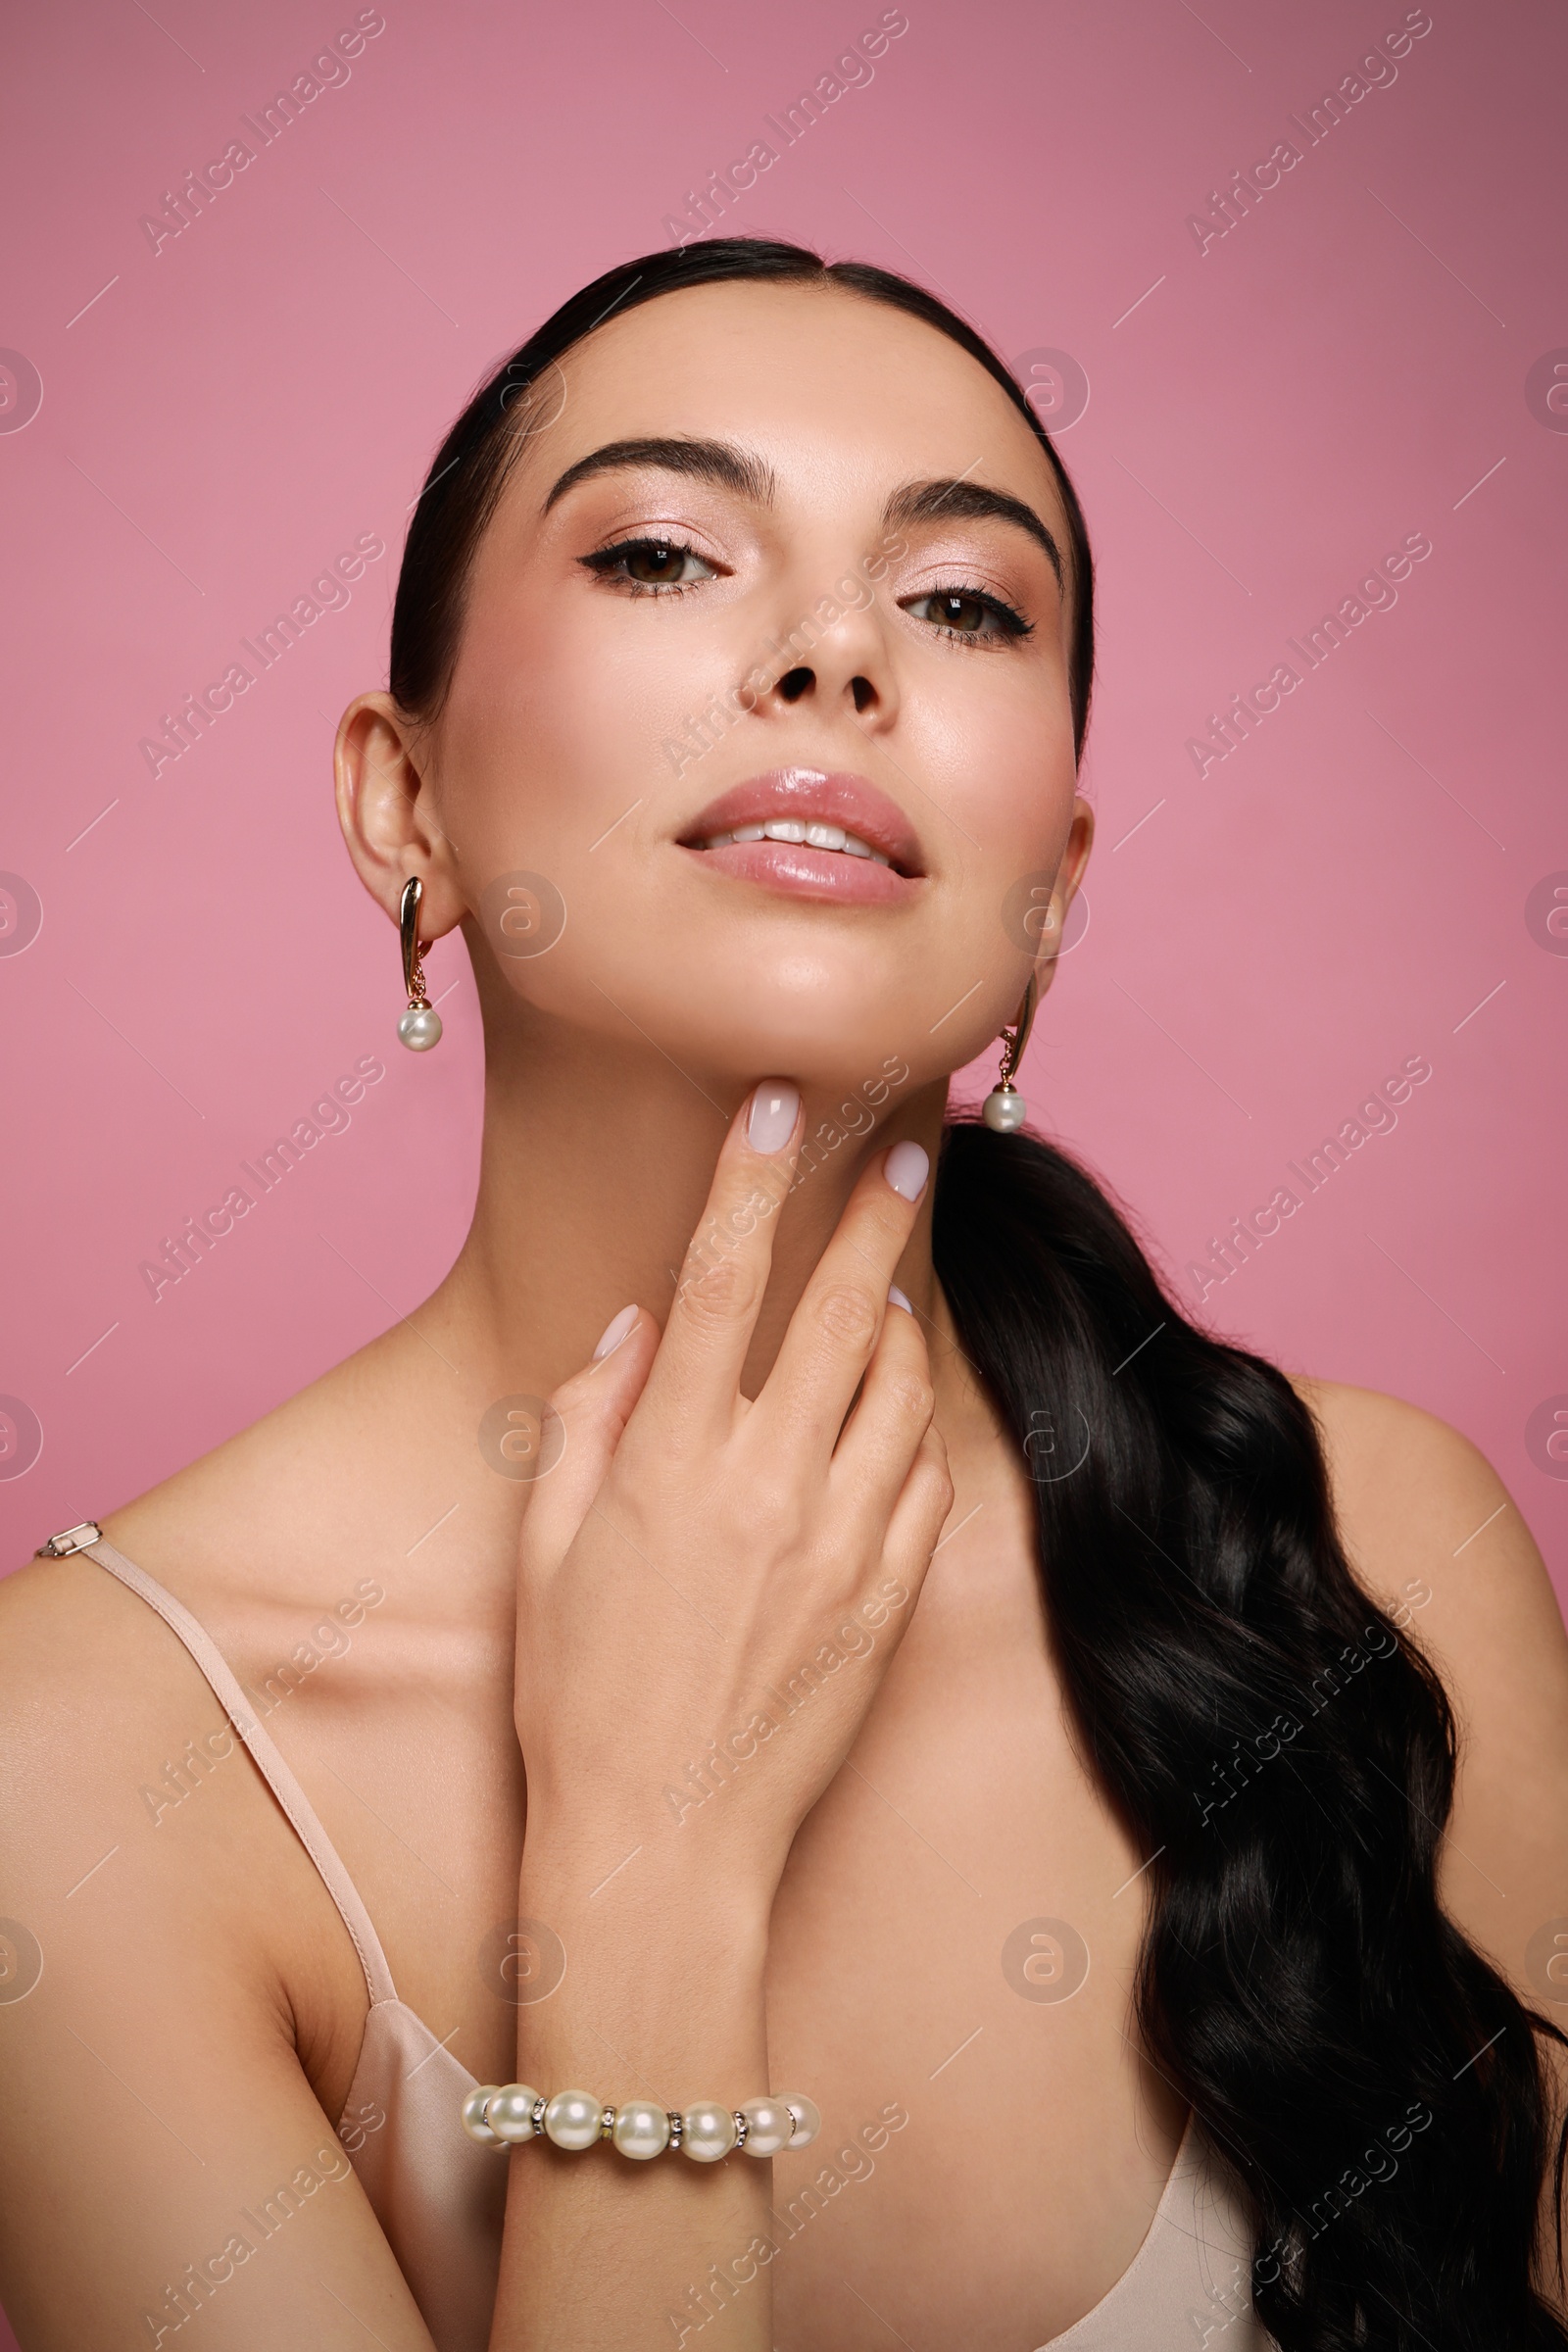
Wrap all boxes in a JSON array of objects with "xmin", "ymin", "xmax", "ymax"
[{"xmin": 80, "ymin": 1535, "xmax": 398, "ymax": 2011}]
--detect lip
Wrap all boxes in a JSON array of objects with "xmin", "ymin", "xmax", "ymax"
[
  {"xmin": 676, "ymin": 767, "xmax": 926, "ymax": 905},
  {"xmin": 679, "ymin": 769, "xmax": 925, "ymax": 875}
]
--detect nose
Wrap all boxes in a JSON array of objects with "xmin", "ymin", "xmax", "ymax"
[
  {"xmin": 772, "ymin": 662, "xmax": 876, "ymax": 713},
  {"xmin": 752, "ymin": 586, "xmax": 899, "ymax": 728}
]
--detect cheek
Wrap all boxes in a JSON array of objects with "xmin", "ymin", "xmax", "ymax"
[
  {"xmin": 984, "ymin": 708, "xmax": 1075, "ymax": 853},
  {"xmin": 439, "ymin": 583, "xmax": 757, "ymax": 1021},
  {"xmin": 445, "ymin": 572, "xmax": 777, "ymax": 902},
  {"xmin": 915, "ymin": 652, "xmax": 1078, "ymax": 875},
  {"xmin": 453, "ymin": 582, "xmax": 689, "ymax": 834}
]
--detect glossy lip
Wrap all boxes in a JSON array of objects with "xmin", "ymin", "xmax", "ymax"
[
  {"xmin": 678, "ymin": 768, "xmax": 925, "ymax": 876},
  {"xmin": 681, "ymin": 835, "xmax": 917, "ymax": 906}
]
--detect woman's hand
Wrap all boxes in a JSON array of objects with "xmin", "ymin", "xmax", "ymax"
[
  {"xmin": 511, "ymin": 1081, "xmax": 953, "ymax": 1899},
  {"xmin": 493, "ymin": 1084, "xmax": 951, "ymax": 2348}
]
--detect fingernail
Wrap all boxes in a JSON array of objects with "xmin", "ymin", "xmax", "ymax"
[
  {"xmin": 592, "ymin": 1304, "xmax": 639, "ymax": 1360},
  {"xmin": 887, "ymin": 1284, "xmax": 913, "ymax": 1314},
  {"xmin": 884, "ymin": 1141, "xmax": 929, "ymax": 1202},
  {"xmin": 747, "ymin": 1080, "xmax": 800, "ymax": 1154}
]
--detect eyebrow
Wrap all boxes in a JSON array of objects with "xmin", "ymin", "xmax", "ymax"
[
  {"xmin": 542, "ymin": 437, "xmax": 777, "ymax": 513},
  {"xmin": 882, "ymin": 477, "xmax": 1063, "ymax": 591},
  {"xmin": 541, "ymin": 436, "xmax": 1064, "ymax": 590}
]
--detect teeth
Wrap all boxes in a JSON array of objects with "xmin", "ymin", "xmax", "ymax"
[{"xmin": 697, "ymin": 821, "xmax": 895, "ymax": 866}]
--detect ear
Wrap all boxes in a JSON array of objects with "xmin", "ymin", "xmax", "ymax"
[
  {"xmin": 333, "ymin": 693, "xmax": 467, "ymax": 941},
  {"xmin": 1034, "ymin": 793, "xmax": 1094, "ymax": 1001}
]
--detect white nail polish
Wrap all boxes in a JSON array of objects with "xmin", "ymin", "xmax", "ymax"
[
  {"xmin": 888, "ymin": 1284, "xmax": 913, "ymax": 1314},
  {"xmin": 884, "ymin": 1141, "xmax": 930, "ymax": 1201},
  {"xmin": 748, "ymin": 1081, "xmax": 800, "ymax": 1153},
  {"xmin": 593, "ymin": 1304, "xmax": 638, "ymax": 1359}
]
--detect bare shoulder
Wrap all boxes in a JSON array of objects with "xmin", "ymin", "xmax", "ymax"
[
  {"xmin": 0, "ymin": 1331, "xmax": 408, "ymax": 2072},
  {"xmin": 0, "ymin": 1540, "xmax": 208, "ymax": 1778},
  {"xmin": 0, "ymin": 1557, "xmax": 430, "ymax": 2347},
  {"xmin": 8, "ymin": 1310, "xmax": 433, "ymax": 1638},
  {"xmin": 1286, "ymin": 1373, "xmax": 1567, "ymax": 1668},
  {"xmin": 1288, "ymin": 1375, "xmax": 1568, "ymax": 2008},
  {"xmin": 0, "ymin": 1543, "xmax": 346, "ymax": 1990},
  {"xmin": 94, "ymin": 1323, "xmax": 400, "ymax": 1586}
]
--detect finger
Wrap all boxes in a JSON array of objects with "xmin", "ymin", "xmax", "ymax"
[
  {"xmin": 875, "ymin": 1419, "xmax": 956, "ymax": 1608},
  {"xmin": 517, "ymin": 1305, "xmax": 660, "ymax": 1571},
  {"xmin": 635, "ymin": 1080, "xmax": 803, "ymax": 1440},
  {"xmin": 758, "ymin": 1140, "xmax": 930, "ymax": 1460},
  {"xmin": 828, "ymin": 1287, "xmax": 940, "ymax": 1528}
]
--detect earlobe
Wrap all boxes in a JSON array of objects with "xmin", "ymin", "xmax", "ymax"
[
  {"xmin": 333, "ymin": 692, "xmax": 466, "ymax": 938},
  {"xmin": 1031, "ymin": 798, "xmax": 1094, "ymax": 1002},
  {"xmin": 1031, "ymin": 897, "xmax": 1066, "ymax": 1000},
  {"xmin": 1062, "ymin": 793, "xmax": 1095, "ymax": 897}
]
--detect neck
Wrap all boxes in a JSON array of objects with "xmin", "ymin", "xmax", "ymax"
[
  {"xmin": 432, "ymin": 1021, "xmax": 952, "ymax": 1405},
  {"xmin": 358, "ymin": 1000, "xmax": 1012, "ymax": 1602}
]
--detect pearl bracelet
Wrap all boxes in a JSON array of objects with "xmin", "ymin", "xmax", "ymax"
[{"xmin": 460, "ymin": 2082, "xmax": 821, "ymax": 2162}]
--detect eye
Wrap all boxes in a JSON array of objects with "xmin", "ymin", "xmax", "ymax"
[
  {"xmin": 578, "ymin": 535, "xmax": 722, "ymax": 595},
  {"xmin": 901, "ymin": 585, "xmax": 1033, "ymax": 646}
]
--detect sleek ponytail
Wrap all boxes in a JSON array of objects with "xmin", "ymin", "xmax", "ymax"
[{"xmin": 934, "ymin": 1117, "xmax": 1568, "ymax": 2346}]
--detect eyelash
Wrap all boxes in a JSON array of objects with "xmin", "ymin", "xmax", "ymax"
[
  {"xmin": 578, "ymin": 536, "xmax": 719, "ymax": 597},
  {"xmin": 910, "ymin": 584, "xmax": 1034, "ymax": 648},
  {"xmin": 578, "ymin": 535, "xmax": 1034, "ymax": 648}
]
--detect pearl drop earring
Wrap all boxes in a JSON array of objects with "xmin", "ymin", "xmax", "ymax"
[
  {"xmin": 397, "ymin": 875, "xmax": 443, "ymax": 1052},
  {"xmin": 982, "ymin": 970, "xmax": 1040, "ymax": 1132}
]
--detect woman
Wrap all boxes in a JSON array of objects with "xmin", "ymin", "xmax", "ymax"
[{"xmin": 1, "ymin": 237, "xmax": 1564, "ymax": 2352}]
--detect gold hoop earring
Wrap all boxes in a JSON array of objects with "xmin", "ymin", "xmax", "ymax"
[
  {"xmin": 982, "ymin": 971, "xmax": 1039, "ymax": 1132},
  {"xmin": 397, "ymin": 875, "xmax": 442, "ymax": 1052}
]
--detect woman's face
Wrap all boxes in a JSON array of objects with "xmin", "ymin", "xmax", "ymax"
[{"xmin": 397, "ymin": 278, "xmax": 1090, "ymax": 1097}]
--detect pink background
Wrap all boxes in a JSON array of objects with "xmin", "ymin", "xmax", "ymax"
[
  {"xmin": 4, "ymin": 15, "xmax": 1566, "ymax": 1609},
  {"xmin": 1, "ymin": 0, "xmax": 1564, "ymax": 2335}
]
